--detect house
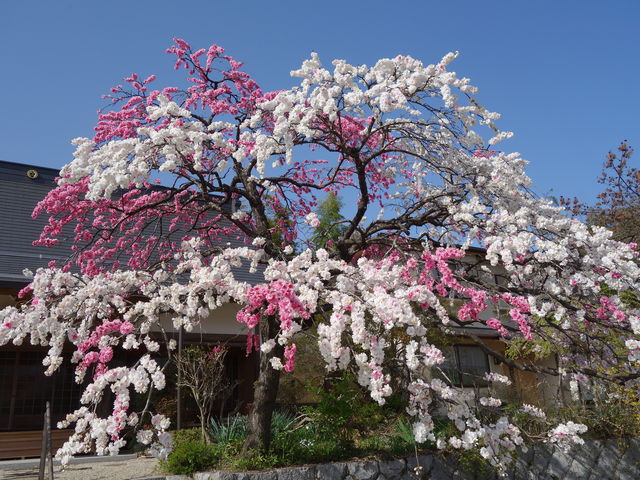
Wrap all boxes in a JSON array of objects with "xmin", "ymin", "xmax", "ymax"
[
  {"xmin": 0, "ymin": 160, "xmax": 259, "ymax": 459},
  {"xmin": 438, "ymin": 248, "xmax": 564, "ymax": 407}
]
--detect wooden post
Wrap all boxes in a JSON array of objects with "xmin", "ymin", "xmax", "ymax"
[
  {"xmin": 176, "ymin": 326, "xmax": 183, "ymax": 431},
  {"xmin": 47, "ymin": 402, "xmax": 54, "ymax": 480},
  {"xmin": 38, "ymin": 405, "xmax": 46, "ymax": 480},
  {"xmin": 38, "ymin": 401, "xmax": 54, "ymax": 480}
]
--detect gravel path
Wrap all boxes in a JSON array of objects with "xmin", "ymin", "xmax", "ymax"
[{"xmin": 0, "ymin": 456, "xmax": 159, "ymax": 480}]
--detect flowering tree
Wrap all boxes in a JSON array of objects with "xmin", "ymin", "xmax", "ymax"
[{"xmin": 1, "ymin": 39, "xmax": 640, "ymax": 470}]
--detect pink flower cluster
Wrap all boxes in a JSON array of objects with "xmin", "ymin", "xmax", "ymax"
[
  {"xmin": 75, "ymin": 320, "xmax": 134, "ymax": 379},
  {"xmin": 237, "ymin": 280, "xmax": 310, "ymax": 361},
  {"xmin": 597, "ymin": 296, "xmax": 626, "ymax": 322},
  {"xmin": 78, "ymin": 319, "xmax": 134, "ymax": 352}
]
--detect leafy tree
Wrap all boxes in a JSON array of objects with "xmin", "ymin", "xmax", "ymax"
[
  {"xmin": 1, "ymin": 39, "xmax": 639, "ymax": 471},
  {"xmin": 310, "ymin": 192, "xmax": 346, "ymax": 249}
]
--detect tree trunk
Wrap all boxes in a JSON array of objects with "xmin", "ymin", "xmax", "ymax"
[
  {"xmin": 200, "ymin": 412, "xmax": 207, "ymax": 443},
  {"xmin": 242, "ymin": 317, "xmax": 283, "ymax": 454},
  {"xmin": 196, "ymin": 400, "xmax": 208, "ymax": 443}
]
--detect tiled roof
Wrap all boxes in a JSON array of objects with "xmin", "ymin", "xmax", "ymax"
[{"xmin": 0, "ymin": 161, "xmax": 68, "ymax": 287}]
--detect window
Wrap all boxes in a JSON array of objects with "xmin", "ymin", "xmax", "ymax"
[
  {"xmin": 438, "ymin": 345, "xmax": 490, "ymax": 388},
  {"xmin": 0, "ymin": 350, "xmax": 85, "ymax": 431}
]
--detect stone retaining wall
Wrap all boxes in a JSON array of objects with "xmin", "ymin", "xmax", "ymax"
[{"xmin": 139, "ymin": 437, "xmax": 639, "ymax": 480}]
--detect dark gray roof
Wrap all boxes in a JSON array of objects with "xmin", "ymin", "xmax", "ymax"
[
  {"xmin": 0, "ymin": 161, "xmax": 70, "ymax": 288},
  {"xmin": 0, "ymin": 160, "xmax": 262, "ymax": 288}
]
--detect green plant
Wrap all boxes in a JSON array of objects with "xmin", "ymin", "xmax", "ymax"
[
  {"xmin": 310, "ymin": 192, "xmax": 346, "ymax": 250},
  {"xmin": 302, "ymin": 373, "xmax": 396, "ymax": 447},
  {"xmin": 172, "ymin": 427, "xmax": 202, "ymax": 444},
  {"xmin": 394, "ymin": 418, "xmax": 416, "ymax": 446},
  {"xmin": 230, "ymin": 449, "xmax": 280, "ymax": 470},
  {"xmin": 384, "ymin": 417, "xmax": 419, "ymax": 455},
  {"xmin": 209, "ymin": 414, "xmax": 248, "ymax": 445},
  {"xmin": 161, "ymin": 437, "xmax": 218, "ymax": 475},
  {"xmin": 456, "ymin": 448, "xmax": 492, "ymax": 476},
  {"xmin": 206, "ymin": 410, "xmax": 341, "ymax": 469},
  {"xmin": 269, "ymin": 419, "xmax": 346, "ymax": 465},
  {"xmin": 559, "ymin": 400, "xmax": 640, "ymax": 439},
  {"xmin": 357, "ymin": 434, "xmax": 390, "ymax": 454},
  {"xmin": 270, "ymin": 410, "xmax": 297, "ymax": 436},
  {"xmin": 204, "ymin": 405, "xmax": 441, "ymax": 470}
]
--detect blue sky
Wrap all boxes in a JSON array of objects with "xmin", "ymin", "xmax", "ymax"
[{"xmin": 1, "ymin": 0, "xmax": 638, "ymax": 203}]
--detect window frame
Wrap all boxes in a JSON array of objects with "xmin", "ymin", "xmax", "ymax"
[{"xmin": 438, "ymin": 344, "xmax": 490, "ymax": 388}]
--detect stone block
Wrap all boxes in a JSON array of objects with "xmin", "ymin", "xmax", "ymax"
[
  {"xmin": 346, "ymin": 460, "xmax": 379, "ymax": 480},
  {"xmin": 565, "ymin": 439, "xmax": 601, "ymax": 480},
  {"xmin": 196, "ymin": 471, "xmax": 245, "ymax": 480},
  {"xmin": 528, "ymin": 444, "xmax": 553, "ymax": 478},
  {"xmin": 589, "ymin": 439, "xmax": 621, "ymax": 480},
  {"xmin": 505, "ymin": 447, "xmax": 534, "ymax": 480},
  {"xmin": 278, "ymin": 466, "xmax": 315, "ymax": 480},
  {"xmin": 417, "ymin": 455, "xmax": 434, "ymax": 474},
  {"xmin": 316, "ymin": 462, "xmax": 347, "ymax": 479},
  {"xmin": 405, "ymin": 454, "xmax": 434, "ymax": 478},
  {"xmin": 424, "ymin": 456, "xmax": 455, "ymax": 480},
  {"xmin": 509, "ymin": 458, "xmax": 533, "ymax": 479},
  {"xmin": 194, "ymin": 473, "xmax": 216, "ymax": 480},
  {"xmin": 250, "ymin": 471, "xmax": 278, "ymax": 480},
  {"xmin": 616, "ymin": 438, "xmax": 640, "ymax": 478},
  {"xmin": 545, "ymin": 446, "xmax": 573, "ymax": 479},
  {"xmin": 379, "ymin": 458, "xmax": 406, "ymax": 478}
]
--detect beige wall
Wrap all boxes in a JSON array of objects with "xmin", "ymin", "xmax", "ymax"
[{"xmin": 158, "ymin": 302, "xmax": 248, "ymax": 336}]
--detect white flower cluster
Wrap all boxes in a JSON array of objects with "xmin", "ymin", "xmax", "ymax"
[
  {"xmin": 548, "ymin": 421, "xmax": 588, "ymax": 452},
  {"xmin": 519, "ymin": 403, "xmax": 546, "ymax": 419},
  {"xmin": 479, "ymin": 397, "xmax": 502, "ymax": 408},
  {"xmin": 484, "ymin": 372, "xmax": 512, "ymax": 386}
]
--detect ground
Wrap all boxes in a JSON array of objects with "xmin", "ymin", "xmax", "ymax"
[{"xmin": 0, "ymin": 456, "xmax": 159, "ymax": 480}]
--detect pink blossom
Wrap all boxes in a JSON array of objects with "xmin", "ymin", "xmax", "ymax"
[{"xmin": 283, "ymin": 344, "xmax": 297, "ymax": 372}]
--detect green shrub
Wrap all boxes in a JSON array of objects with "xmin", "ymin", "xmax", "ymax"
[
  {"xmin": 231, "ymin": 449, "xmax": 279, "ymax": 470},
  {"xmin": 172, "ymin": 427, "xmax": 201, "ymax": 444},
  {"xmin": 160, "ymin": 433, "xmax": 218, "ymax": 475},
  {"xmin": 456, "ymin": 448, "xmax": 492, "ymax": 476},
  {"xmin": 302, "ymin": 373, "xmax": 399, "ymax": 448},
  {"xmin": 269, "ymin": 416, "xmax": 342, "ymax": 465},
  {"xmin": 386, "ymin": 418, "xmax": 418, "ymax": 455}
]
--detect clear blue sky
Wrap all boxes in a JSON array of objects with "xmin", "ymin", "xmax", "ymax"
[{"xmin": 1, "ymin": 0, "xmax": 638, "ymax": 203}]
